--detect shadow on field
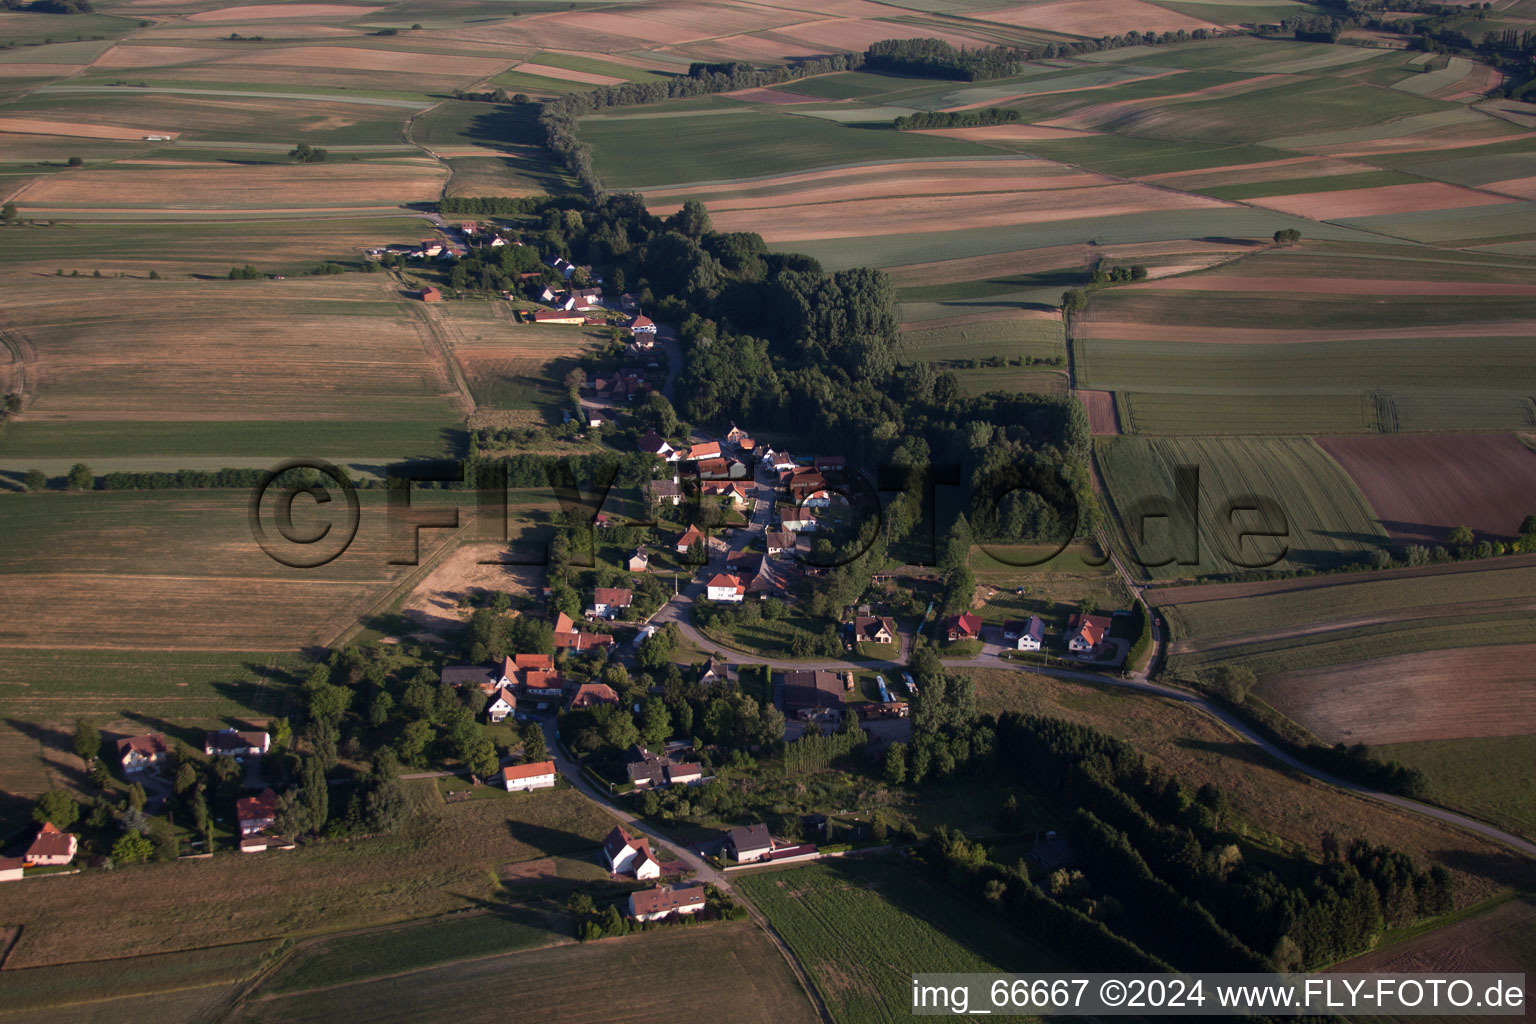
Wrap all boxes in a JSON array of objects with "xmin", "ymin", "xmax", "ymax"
[
  {"xmin": 506, "ymin": 819, "xmax": 607, "ymax": 858},
  {"xmin": 1432, "ymin": 847, "xmax": 1536, "ymax": 888},
  {"xmin": 1175, "ymin": 737, "xmax": 1276, "ymax": 771},
  {"xmin": 118, "ymin": 711, "xmax": 207, "ymax": 751},
  {"xmin": 451, "ymin": 892, "xmax": 572, "ymax": 936},
  {"xmin": 2, "ymin": 718, "xmax": 91, "ymax": 790}
]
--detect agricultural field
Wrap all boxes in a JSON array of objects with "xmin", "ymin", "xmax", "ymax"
[
  {"xmin": 1335, "ymin": 894, "xmax": 1536, "ymax": 979},
  {"xmin": 1095, "ymin": 435, "xmax": 1388, "ymax": 579},
  {"xmin": 231, "ymin": 920, "xmax": 818, "ymax": 1024},
  {"xmin": 738, "ymin": 857, "xmax": 1064, "ymax": 1024},
  {"xmin": 963, "ymin": 667, "xmax": 1536, "ymax": 901},
  {"xmin": 1371, "ymin": 737, "xmax": 1536, "ymax": 843},
  {"xmin": 0, "ymin": 780, "xmax": 616, "ymax": 967}
]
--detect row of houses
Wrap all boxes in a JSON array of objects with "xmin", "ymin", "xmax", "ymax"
[
  {"xmin": 442, "ymin": 650, "xmax": 623, "ymax": 721},
  {"xmin": 945, "ymin": 611, "xmax": 1113, "ymax": 657}
]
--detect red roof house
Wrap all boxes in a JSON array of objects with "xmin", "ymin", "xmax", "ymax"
[{"xmin": 946, "ymin": 612, "xmax": 981, "ymax": 642}]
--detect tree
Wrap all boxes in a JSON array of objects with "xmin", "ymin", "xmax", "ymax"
[
  {"xmin": 567, "ymin": 890, "xmax": 596, "ymax": 917},
  {"xmin": 1060, "ymin": 288, "xmax": 1088, "ymax": 313},
  {"xmin": 67, "ymin": 155, "xmax": 83, "ymax": 167},
  {"xmin": 883, "ymin": 742, "xmax": 907, "ymax": 785},
  {"xmin": 1447, "ymin": 524, "xmax": 1475, "ymax": 547},
  {"xmin": 71, "ymin": 719, "xmax": 100, "ymax": 765},
  {"xmin": 127, "ymin": 781, "xmax": 146, "ymax": 811},
  {"xmin": 1273, "ymin": 228, "xmax": 1302, "ymax": 245},
  {"xmin": 24, "ymin": 469, "xmax": 46, "ymax": 491},
  {"xmin": 174, "ymin": 761, "xmax": 199, "ymax": 796},
  {"xmin": 1, "ymin": 201, "xmax": 17, "ymax": 225},
  {"xmin": 112, "ymin": 831, "xmax": 154, "ymax": 865},
  {"xmin": 65, "ymin": 462, "xmax": 94, "ymax": 491},
  {"xmin": 33, "ymin": 789, "xmax": 79, "ymax": 830},
  {"xmin": 288, "ymin": 142, "xmax": 329, "ymax": 163},
  {"xmin": 1212, "ymin": 664, "xmax": 1255, "ymax": 703}
]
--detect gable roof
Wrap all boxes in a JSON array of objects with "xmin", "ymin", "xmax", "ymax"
[
  {"xmin": 27, "ymin": 822, "xmax": 75, "ymax": 859},
  {"xmin": 853, "ymin": 615, "xmax": 896, "ymax": 641},
  {"xmin": 502, "ymin": 760, "xmax": 556, "ymax": 782},
  {"xmin": 631, "ymin": 883, "xmax": 706, "ymax": 916},
  {"xmin": 1069, "ymin": 613, "xmax": 1113, "ymax": 647},
  {"xmin": 554, "ymin": 612, "xmax": 575, "ymax": 634},
  {"xmin": 569, "ymin": 682, "xmax": 620, "ymax": 707},
  {"xmin": 603, "ymin": 824, "xmax": 650, "ymax": 861},
  {"xmin": 780, "ymin": 669, "xmax": 843, "ymax": 711},
  {"xmin": 236, "ymin": 788, "xmax": 278, "ymax": 823},
  {"xmin": 442, "ymin": 665, "xmax": 499, "ymax": 688},
  {"xmin": 687, "ymin": 441, "xmax": 721, "ymax": 460},
  {"xmin": 638, "ymin": 430, "xmax": 673, "ymax": 455},
  {"xmin": 949, "ymin": 612, "xmax": 982, "ymax": 637},
  {"xmin": 677, "ymin": 525, "xmax": 704, "ymax": 549},
  {"xmin": 116, "ymin": 733, "xmax": 169, "ymax": 759},
  {"xmin": 487, "ymin": 686, "xmax": 518, "ymax": 710},
  {"xmin": 765, "ymin": 530, "xmax": 795, "ymax": 550},
  {"xmin": 513, "ymin": 653, "xmax": 553, "ymax": 671},
  {"xmin": 593, "ymin": 587, "xmax": 633, "ymax": 607},
  {"xmin": 707, "ymin": 573, "xmax": 744, "ymax": 594},
  {"xmin": 727, "ymin": 823, "xmax": 772, "ymax": 853}
]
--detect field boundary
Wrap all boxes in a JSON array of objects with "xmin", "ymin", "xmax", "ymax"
[{"xmin": 327, "ymin": 520, "xmax": 478, "ymax": 648}]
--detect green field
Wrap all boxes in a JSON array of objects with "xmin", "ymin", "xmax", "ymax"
[
  {"xmin": 1372, "ymin": 736, "xmax": 1536, "ymax": 841},
  {"xmin": 898, "ymin": 318, "xmax": 1066, "ymax": 364},
  {"xmin": 1097, "ymin": 435, "xmax": 1388, "ymax": 579},
  {"xmin": 234, "ymin": 921, "xmax": 819, "ymax": 1024},
  {"xmin": 738, "ymin": 858, "xmax": 1063, "ymax": 1024}
]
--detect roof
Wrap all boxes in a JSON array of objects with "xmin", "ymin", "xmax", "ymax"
[
  {"xmin": 502, "ymin": 760, "xmax": 556, "ymax": 782},
  {"xmin": 853, "ymin": 616, "xmax": 896, "ymax": 641},
  {"xmin": 554, "ymin": 612, "xmax": 575, "ymax": 634},
  {"xmin": 647, "ymin": 478, "xmax": 682, "ymax": 497},
  {"xmin": 765, "ymin": 530, "xmax": 795, "ymax": 550},
  {"xmin": 513, "ymin": 653, "xmax": 553, "ymax": 671},
  {"xmin": 208, "ymin": 729, "xmax": 267, "ymax": 751},
  {"xmin": 1069, "ymin": 613, "xmax": 1113, "ymax": 647},
  {"xmin": 554, "ymin": 630, "xmax": 613, "ymax": 650},
  {"xmin": 442, "ymin": 665, "xmax": 498, "ymax": 688},
  {"xmin": 949, "ymin": 612, "xmax": 982, "ymax": 637},
  {"xmin": 27, "ymin": 822, "xmax": 75, "ymax": 859},
  {"xmin": 570, "ymin": 682, "xmax": 620, "ymax": 707},
  {"xmin": 688, "ymin": 441, "xmax": 721, "ymax": 460},
  {"xmin": 780, "ymin": 669, "xmax": 843, "ymax": 711},
  {"xmin": 638, "ymin": 430, "xmax": 672, "ymax": 454},
  {"xmin": 727, "ymin": 823, "xmax": 772, "ymax": 853},
  {"xmin": 677, "ymin": 525, "xmax": 704, "ymax": 549},
  {"xmin": 707, "ymin": 573, "xmax": 743, "ymax": 593},
  {"xmin": 593, "ymin": 587, "xmax": 632, "ymax": 607},
  {"xmin": 236, "ymin": 788, "xmax": 278, "ymax": 822},
  {"xmin": 522, "ymin": 669, "xmax": 563, "ymax": 692},
  {"xmin": 695, "ymin": 457, "xmax": 729, "ymax": 478},
  {"xmin": 628, "ymin": 314, "xmax": 654, "ymax": 329},
  {"xmin": 631, "ymin": 884, "xmax": 706, "ymax": 916},
  {"xmin": 603, "ymin": 824, "xmax": 650, "ymax": 861},
  {"xmin": 782, "ymin": 508, "xmax": 815, "ymax": 524},
  {"xmin": 116, "ymin": 733, "xmax": 169, "ymax": 758},
  {"xmin": 1005, "ymin": 616, "xmax": 1045, "ymax": 639},
  {"xmin": 487, "ymin": 686, "xmax": 518, "ymax": 709}
]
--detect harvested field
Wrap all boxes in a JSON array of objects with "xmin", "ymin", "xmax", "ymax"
[
  {"xmin": 1132, "ymin": 274, "xmax": 1536, "ymax": 296},
  {"xmin": 0, "ymin": 63, "xmax": 84, "ymax": 77},
  {"xmin": 509, "ymin": 61, "xmax": 624, "ymax": 86},
  {"xmin": 13, "ymin": 159, "xmax": 446, "ymax": 208},
  {"xmin": 1147, "ymin": 552, "xmax": 1536, "ymax": 607},
  {"xmin": 707, "ymin": 183, "xmax": 1231, "ymax": 241},
  {"xmin": 1335, "ymin": 895, "xmax": 1536, "ymax": 975},
  {"xmin": 1318, "ymin": 433, "xmax": 1536, "ymax": 543},
  {"xmin": 185, "ymin": 4, "xmax": 378, "ymax": 21},
  {"xmin": 1073, "ymin": 319, "xmax": 1536, "ymax": 344},
  {"xmin": 1248, "ymin": 181, "xmax": 1516, "ymax": 219},
  {"xmin": 1480, "ymin": 174, "xmax": 1536, "ymax": 200},
  {"xmin": 397, "ymin": 543, "xmax": 546, "ymax": 641},
  {"xmin": 915, "ymin": 123, "xmax": 1095, "ymax": 141},
  {"xmin": 219, "ymin": 45, "xmax": 509, "ymax": 77},
  {"xmin": 91, "ymin": 45, "xmax": 229, "ymax": 69},
  {"xmin": 1077, "ymin": 389, "xmax": 1120, "ymax": 435},
  {"xmin": 642, "ymin": 157, "xmax": 1037, "ymax": 201},
  {"xmin": 0, "ymin": 117, "xmax": 177, "ymax": 140},
  {"xmin": 1257, "ymin": 646, "xmax": 1536, "ymax": 745},
  {"xmin": 975, "ymin": 0, "xmax": 1216, "ymax": 34}
]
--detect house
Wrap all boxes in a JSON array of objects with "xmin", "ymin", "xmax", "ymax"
[
  {"xmin": 853, "ymin": 616, "xmax": 897, "ymax": 645},
  {"xmin": 530, "ymin": 310, "xmax": 585, "ymax": 325},
  {"xmin": 579, "ymin": 406, "xmax": 603, "ymax": 429},
  {"xmin": 638, "ymin": 431, "xmax": 677, "ymax": 460},
  {"xmin": 676, "ymin": 524, "xmax": 705, "ymax": 555},
  {"xmin": 695, "ymin": 457, "xmax": 730, "ymax": 480},
  {"xmin": 486, "ymin": 687, "xmax": 518, "ymax": 723},
  {"xmin": 706, "ymin": 573, "xmax": 745, "ymax": 603},
  {"xmin": 630, "ymin": 883, "xmax": 706, "ymax": 922},
  {"xmin": 745, "ymin": 556, "xmax": 791, "ymax": 599},
  {"xmin": 591, "ymin": 587, "xmax": 633, "ymax": 619},
  {"xmin": 442, "ymin": 664, "xmax": 504, "ymax": 692},
  {"xmin": 116, "ymin": 733, "xmax": 170, "ymax": 775},
  {"xmin": 568, "ymin": 682, "xmax": 621, "ymax": 710},
  {"xmin": 628, "ymin": 334, "xmax": 656, "ymax": 353},
  {"xmin": 765, "ymin": 530, "xmax": 796, "ymax": 556},
  {"xmin": 780, "ymin": 509, "xmax": 817, "ymax": 532},
  {"xmin": 1004, "ymin": 616, "xmax": 1045, "ymax": 652},
  {"xmin": 550, "ymin": 255, "xmax": 576, "ymax": 279},
  {"xmin": 770, "ymin": 452, "xmax": 797, "ymax": 474},
  {"xmin": 686, "ymin": 441, "xmax": 722, "ymax": 462},
  {"xmin": 946, "ymin": 612, "xmax": 982, "ymax": 643},
  {"xmin": 510, "ymin": 653, "xmax": 553, "ymax": 673},
  {"xmin": 553, "ymin": 612, "xmax": 615, "ymax": 652},
  {"xmin": 702, "ymin": 480, "xmax": 750, "ymax": 507},
  {"xmin": 0, "ymin": 856, "xmax": 24, "ymax": 883},
  {"xmin": 667, "ymin": 761, "xmax": 703, "ymax": 785},
  {"xmin": 205, "ymin": 729, "xmax": 270, "ymax": 760},
  {"xmin": 627, "ymin": 546, "xmax": 649, "ymax": 573},
  {"xmin": 726, "ymin": 823, "xmax": 773, "ymax": 864},
  {"xmin": 501, "ymin": 760, "xmax": 557, "ymax": 792},
  {"xmin": 814, "ymin": 455, "xmax": 847, "ymax": 474},
  {"xmin": 699, "ymin": 657, "xmax": 726, "ymax": 686},
  {"xmin": 647, "ymin": 478, "xmax": 683, "ymax": 505},
  {"xmin": 725, "ymin": 423, "xmax": 749, "ymax": 444},
  {"xmin": 419, "ymin": 286, "xmax": 443, "ymax": 303},
  {"xmin": 627, "ymin": 314, "xmax": 657, "ymax": 334},
  {"xmin": 1066, "ymin": 613, "xmax": 1113, "ymax": 655},
  {"xmin": 236, "ymin": 788, "xmax": 278, "ymax": 836},
  {"xmin": 539, "ymin": 285, "xmax": 558, "ymax": 303},
  {"xmin": 24, "ymin": 822, "xmax": 77, "ymax": 867},
  {"xmin": 778, "ymin": 669, "xmax": 844, "ymax": 716},
  {"xmin": 573, "ymin": 288, "xmax": 604, "ymax": 309},
  {"xmin": 603, "ymin": 825, "xmax": 661, "ymax": 878},
  {"xmin": 625, "ymin": 744, "xmax": 704, "ymax": 788}
]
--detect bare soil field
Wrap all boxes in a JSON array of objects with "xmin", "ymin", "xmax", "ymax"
[
  {"xmin": 668, "ymin": 168, "xmax": 1115, "ymax": 215},
  {"xmin": 14, "ymin": 159, "xmax": 446, "ymax": 208},
  {"xmin": 91, "ymin": 45, "xmax": 229, "ymax": 69},
  {"xmin": 0, "ymin": 117, "xmax": 178, "ymax": 140},
  {"xmin": 896, "ymin": 307, "xmax": 1061, "ymax": 332},
  {"xmin": 944, "ymin": 69, "xmax": 1187, "ymax": 113},
  {"xmin": 724, "ymin": 86, "xmax": 824, "ymax": 104},
  {"xmin": 1248, "ymin": 181, "xmax": 1516, "ymax": 219},
  {"xmin": 220, "ymin": 45, "xmax": 509, "ymax": 77},
  {"xmin": 1139, "ymin": 155, "xmax": 1378, "ymax": 188},
  {"xmin": 0, "ymin": 63, "xmax": 84, "ymax": 77},
  {"xmin": 1077, "ymin": 389, "xmax": 1120, "ymax": 435},
  {"xmin": 1480, "ymin": 174, "xmax": 1536, "ymax": 200},
  {"xmin": 1134, "ymin": 275, "xmax": 1536, "ymax": 296},
  {"xmin": 707, "ymin": 182, "xmax": 1230, "ymax": 241},
  {"xmin": 764, "ymin": 17, "xmax": 998, "ymax": 54},
  {"xmin": 397, "ymin": 543, "xmax": 543, "ymax": 642},
  {"xmin": 185, "ymin": 3, "xmax": 377, "ymax": 21},
  {"xmin": 975, "ymin": 0, "xmax": 1216, "ymax": 34},
  {"xmin": 509, "ymin": 61, "xmax": 625, "ymax": 86},
  {"xmin": 1257, "ymin": 645, "xmax": 1536, "ymax": 744},
  {"xmin": 1319, "ymin": 433, "xmax": 1536, "ymax": 543},
  {"xmin": 1336, "ymin": 895, "xmax": 1536, "ymax": 976},
  {"xmin": 642, "ymin": 158, "xmax": 1055, "ymax": 200}
]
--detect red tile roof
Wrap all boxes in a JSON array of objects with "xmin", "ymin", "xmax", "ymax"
[
  {"xmin": 949, "ymin": 612, "xmax": 982, "ymax": 638},
  {"xmin": 631, "ymin": 883, "xmax": 706, "ymax": 917},
  {"xmin": 116, "ymin": 733, "xmax": 169, "ymax": 759},
  {"xmin": 1069, "ymin": 613, "xmax": 1113, "ymax": 648},
  {"xmin": 26, "ymin": 822, "xmax": 76, "ymax": 860},
  {"xmin": 593, "ymin": 587, "xmax": 633, "ymax": 607},
  {"xmin": 569, "ymin": 682, "xmax": 620, "ymax": 708},
  {"xmin": 502, "ymin": 760, "xmax": 555, "ymax": 782}
]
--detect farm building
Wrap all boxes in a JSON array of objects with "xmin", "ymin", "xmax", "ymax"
[
  {"xmin": 116, "ymin": 733, "xmax": 170, "ymax": 775},
  {"xmin": 530, "ymin": 310, "xmax": 584, "ymax": 325},
  {"xmin": 0, "ymin": 856, "xmax": 24, "ymax": 883},
  {"xmin": 442, "ymin": 664, "xmax": 507, "ymax": 692},
  {"xmin": 726, "ymin": 823, "xmax": 773, "ymax": 864},
  {"xmin": 629, "ymin": 884, "xmax": 706, "ymax": 922},
  {"xmin": 776, "ymin": 669, "xmax": 844, "ymax": 718},
  {"xmin": 501, "ymin": 760, "xmax": 557, "ymax": 792},
  {"xmin": 419, "ymin": 286, "xmax": 442, "ymax": 302}
]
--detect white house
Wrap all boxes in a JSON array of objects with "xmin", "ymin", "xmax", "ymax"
[
  {"xmin": 205, "ymin": 729, "xmax": 270, "ymax": 760},
  {"xmin": 726, "ymin": 823, "xmax": 773, "ymax": 864},
  {"xmin": 116, "ymin": 733, "xmax": 170, "ymax": 775},
  {"xmin": 780, "ymin": 510, "xmax": 817, "ymax": 533},
  {"xmin": 0, "ymin": 856, "xmax": 24, "ymax": 882},
  {"xmin": 236, "ymin": 789, "xmax": 278, "ymax": 836},
  {"xmin": 486, "ymin": 687, "xmax": 517, "ymax": 723},
  {"xmin": 629, "ymin": 884, "xmax": 706, "ymax": 922},
  {"xmin": 591, "ymin": 587, "xmax": 633, "ymax": 619},
  {"xmin": 770, "ymin": 453, "xmax": 797, "ymax": 474},
  {"xmin": 1004, "ymin": 616, "xmax": 1044, "ymax": 652},
  {"xmin": 24, "ymin": 822, "xmax": 77, "ymax": 867},
  {"xmin": 603, "ymin": 825, "xmax": 661, "ymax": 879},
  {"xmin": 706, "ymin": 573, "xmax": 745, "ymax": 603},
  {"xmin": 1067, "ymin": 613, "xmax": 1112, "ymax": 655},
  {"xmin": 501, "ymin": 760, "xmax": 557, "ymax": 792}
]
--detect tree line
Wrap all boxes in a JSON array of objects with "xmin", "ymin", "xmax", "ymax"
[{"xmin": 892, "ymin": 107, "xmax": 1021, "ymax": 130}]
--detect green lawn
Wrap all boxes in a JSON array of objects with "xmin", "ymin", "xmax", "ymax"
[
  {"xmin": 899, "ymin": 318, "xmax": 1065, "ymax": 365},
  {"xmin": 1371, "ymin": 736, "xmax": 1536, "ymax": 841}
]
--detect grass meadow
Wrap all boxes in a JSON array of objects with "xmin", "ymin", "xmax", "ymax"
[{"xmin": 1372, "ymin": 736, "xmax": 1536, "ymax": 841}]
